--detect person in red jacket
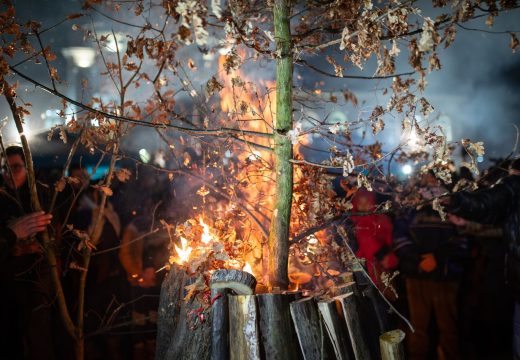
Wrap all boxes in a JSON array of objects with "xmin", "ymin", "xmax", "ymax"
[{"xmin": 350, "ymin": 188, "xmax": 398, "ymax": 286}]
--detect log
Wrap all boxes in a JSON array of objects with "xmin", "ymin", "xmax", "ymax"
[
  {"xmin": 379, "ymin": 330, "xmax": 405, "ymax": 360},
  {"xmin": 211, "ymin": 288, "xmax": 229, "ymax": 360},
  {"xmin": 364, "ymin": 285, "xmax": 390, "ymax": 334},
  {"xmin": 210, "ymin": 269, "xmax": 257, "ymax": 360},
  {"xmin": 165, "ymin": 277, "xmax": 212, "ymax": 360},
  {"xmin": 157, "ymin": 266, "xmax": 212, "ymax": 360},
  {"xmin": 330, "ymin": 281, "xmax": 357, "ymax": 297},
  {"xmin": 229, "ymin": 295, "xmax": 261, "ymax": 360},
  {"xmin": 156, "ymin": 265, "xmax": 188, "ymax": 360},
  {"xmin": 335, "ymin": 292, "xmax": 372, "ymax": 360},
  {"xmin": 317, "ymin": 299, "xmax": 353, "ymax": 360},
  {"xmin": 257, "ymin": 293, "xmax": 301, "ymax": 360},
  {"xmin": 290, "ymin": 297, "xmax": 334, "ymax": 360},
  {"xmin": 211, "ymin": 269, "xmax": 257, "ymax": 295}
]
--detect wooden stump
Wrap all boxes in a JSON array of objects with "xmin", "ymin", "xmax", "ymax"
[
  {"xmin": 318, "ymin": 299, "xmax": 354, "ymax": 360},
  {"xmin": 380, "ymin": 330, "xmax": 405, "ymax": 360},
  {"xmin": 229, "ymin": 295, "xmax": 261, "ymax": 360},
  {"xmin": 156, "ymin": 265, "xmax": 188, "ymax": 360},
  {"xmin": 257, "ymin": 293, "xmax": 301, "ymax": 360},
  {"xmin": 157, "ymin": 266, "xmax": 211, "ymax": 360},
  {"xmin": 290, "ymin": 297, "xmax": 334, "ymax": 360},
  {"xmin": 211, "ymin": 288, "xmax": 229, "ymax": 360},
  {"xmin": 335, "ymin": 292, "xmax": 372, "ymax": 360},
  {"xmin": 210, "ymin": 269, "xmax": 257, "ymax": 360}
]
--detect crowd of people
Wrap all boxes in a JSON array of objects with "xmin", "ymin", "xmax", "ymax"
[
  {"xmin": 1, "ymin": 142, "xmax": 519, "ymax": 360},
  {"xmin": 344, "ymin": 162, "xmax": 519, "ymax": 360},
  {"xmin": 0, "ymin": 145, "xmax": 175, "ymax": 360}
]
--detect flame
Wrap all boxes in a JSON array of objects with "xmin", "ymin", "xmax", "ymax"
[
  {"xmin": 174, "ymin": 237, "xmax": 192, "ymax": 264},
  {"xmin": 200, "ymin": 217, "xmax": 215, "ymax": 244},
  {"xmin": 243, "ymin": 262, "xmax": 253, "ymax": 275}
]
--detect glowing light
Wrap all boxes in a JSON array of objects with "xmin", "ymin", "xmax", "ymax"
[
  {"xmin": 62, "ymin": 47, "xmax": 96, "ymax": 68},
  {"xmin": 139, "ymin": 149, "xmax": 151, "ymax": 163},
  {"xmin": 243, "ymin": 262, "xmax": 253, "ymax": 275},
  {"xmin": 200, "ymin": 217, "xmax": 214, "ymax": 244},
  {"xmin": 402, "ymin": 164, "xmax": 413, "ymax": 175},
  {"xmin": 174, "ymin": 237, "xmax": 192, "ymax": 264}
]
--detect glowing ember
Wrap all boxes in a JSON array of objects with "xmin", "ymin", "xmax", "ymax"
[
  {"xmin": 174, "ymin": 237, "xmax": 193, "ymax": 264},
  {"xmin": 243, "ymin": 262, "xmax": 253, "ymax": 275},
  {"xmin": 200, "ymin": 217, "xmax": 215, "ymax": 244}
]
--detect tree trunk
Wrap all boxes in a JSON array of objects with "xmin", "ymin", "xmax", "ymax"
[{"xmin": 269, "ymin": 0, "xmax": 293, "ymax": 289}]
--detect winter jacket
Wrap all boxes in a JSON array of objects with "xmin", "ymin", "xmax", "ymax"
[
  {"xmin": 0, "ymin": 227, "xmax": 16, "ymax": 263},
  {"xmin": 448, "ymin": 174, "xmax": 520, "ymax": 299},
  {"xmin": 350, "ymin": 189, "xmax": 398, "ymax": 283},
  {"xmin": 393, "ymin": 206, "xmax": 469, "ymax": 281}
]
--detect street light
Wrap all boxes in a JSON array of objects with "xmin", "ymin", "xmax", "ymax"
[{"xmin": 62, "ymin": 47, "xmax": 96, "ymax": 68}]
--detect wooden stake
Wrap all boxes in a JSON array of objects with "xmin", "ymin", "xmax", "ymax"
[
  {"xmin": 318, "ymin": 299, "xmax": 354, "ymax": 360},
  {"xmin": 290, "ymin": 297, "xmax": 334, "ymax": 360},
  {"xmin": 380, "ymin": 330, "xmax": 405, "ymax": 360},
  {"xmin": 229, "ymin": 295, "xmax": 261, "ymax": 360},
  {"xmin": 257, "ymin": 293, "xmax": 301, "ymax": 359},
  {"xmin": 335, "ymin": 292, "xmax": 372, "ymax": 360}
]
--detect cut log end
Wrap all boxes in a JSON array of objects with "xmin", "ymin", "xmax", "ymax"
[{"xmin": 210, "ymin": 269, "xmax": 257, "ymax": 295}]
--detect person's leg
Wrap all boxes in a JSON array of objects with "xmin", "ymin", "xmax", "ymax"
[
  {"xmin": 406, "ymin": 278, "xmax": 433, "ymax": 360},
  {"xmin": 513, "ymin": 301, "xmax": 520, "ymax": 360},
  {"xmin": 433, "ymin": 281, "xmax": 460, "ymax": 360}
]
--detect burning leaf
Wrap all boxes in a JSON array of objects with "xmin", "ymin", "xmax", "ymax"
[
  {"xmin": 184, "ymin": 275, "xmax": 206, "ymax": 302},
  {"xmin": 116, "ymin": 168, "xmax": 132, "ymax": 182},
  {"xmin": 93, "ymin": 185, "xmax": 113, "ymax": 197},
  {"xmin": 196, "ymin": 186, "xmax": 210, "ymax": 197}
]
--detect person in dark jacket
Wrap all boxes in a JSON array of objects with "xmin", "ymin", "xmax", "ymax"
[
  {"xmin": 447, "ymin": 158, "xmax": 520, "ymax": 359},
  {"xmin": 0, "ymin": 212, "xmax": 53, "ymax": 262},
  {"xmin": 394, "ymin": 172, "xmax": 468, "ymax": 360},
  {"xmin": 0, "ymin": 146, "xmax": 70, "ymax": 360}
]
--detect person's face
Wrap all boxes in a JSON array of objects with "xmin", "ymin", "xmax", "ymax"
[
  {"xmin": 355, "ymin": 195, "xmax": 372, "ymax": 212},
  {"xmin": 2, "ymin": 154, "xmax": 27, "ymax": 189}
]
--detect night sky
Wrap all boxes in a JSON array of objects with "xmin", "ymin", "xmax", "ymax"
[{"xmin": 2, "ymin": 0, "xmax": 520, "ymax": 168}]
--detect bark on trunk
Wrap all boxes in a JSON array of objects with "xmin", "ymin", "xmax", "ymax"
[
  {"xmin": 257, "ymin": 293, "xmax": 301, "ymax": 359},
  {"xmin": 269, "ymin": 0, "xmax": 293, "ymax": 289}
]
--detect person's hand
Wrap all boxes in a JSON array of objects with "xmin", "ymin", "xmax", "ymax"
[
  {"xmin": 448, "ymin": 214, "xmax": 467, "ymax": 227},
  {"xmin": 381, "ymin": 253, "xmax": 398, "ymax": 270},
  {"xmin": 138, "ymin": 267, "xmax": 157, "ymax": 288},
  {"xmin": 419, "ymin": 253, "xmax": 437, "ymax": 273},
  {"xmin": 7, "ymin": 211, "xmax": 52, "ymax": 240}
]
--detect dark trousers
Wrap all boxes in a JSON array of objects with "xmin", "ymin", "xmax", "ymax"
[
  {"xmin": 0, "ymin": 256, "xmax": 56, "ymax": 360},
  {"xmin": 406, "ymin": 278, "xmax": 460, "ymax": 360}
]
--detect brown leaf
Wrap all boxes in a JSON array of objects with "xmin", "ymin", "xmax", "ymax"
[
  {"xmin": 67, "ymin": 13, "xmax": 84, "ymax": 20},
  {"xmin": 115, "ymin": 168, "xmax": 132, "ymax": 182},
  {"xmin": 55, "ymin": 177, "xmax": 66, "ymax": 192},
  {"xmin": 93, "ymin": 185, "xmax": 113, "ymax": 196},
  {"xmin": 510, "ymin": 33, "xmax": 519, "ymax": 53}
]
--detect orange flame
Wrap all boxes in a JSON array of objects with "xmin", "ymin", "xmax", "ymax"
[
  {"xmin": 243, "ymin": 262, "xmax": 253, "ymax": 275},
  {"xmin": 200, "ymin": 217, "xmax": 215, "ymax": 244},
  {"xmin": 174, "ymin": 237, "xmax": 192, "ymax": 264}
]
